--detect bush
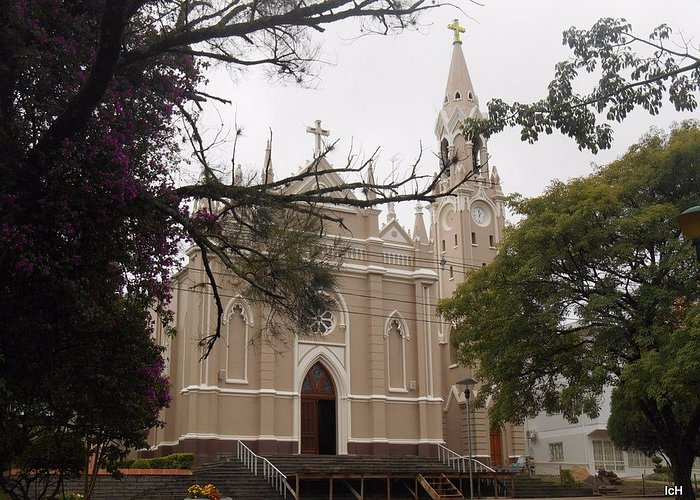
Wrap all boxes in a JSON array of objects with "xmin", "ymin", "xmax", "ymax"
[
  {"xmin": 561, "ymin": 469, "xmax": 582, "ymax": 488},
  {"xmin": 130, "ymin": 453, "xmax": 195, "ymax": 470},
  {"xmin": 646, "ymin": 472, "xmax": 672, "ymax": 482},
  {"xmin": 116, "ymin": 458, "xmax": 136, "ymax": 469},
  {"xmin": 169, "ymin": 453, "xmax": 196, "ymax": 469},
  {"xmin": 131, "ymin": 458, "xmax": 151, "ymax": 469}
]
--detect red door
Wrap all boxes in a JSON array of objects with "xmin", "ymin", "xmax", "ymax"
[
  {"xmin": 301, "ymin": 399, "xmax": 318, "ymax": 454},
  {"xmin": 490, "ymin": 428, "xmax": 503, "ymax": 467},
  {"xmin": 300, "ymin": 363, "xmax": 336, "ymax": 455}
]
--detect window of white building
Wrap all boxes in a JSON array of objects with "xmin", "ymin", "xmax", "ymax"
[
  {"xmin": 549, "ymin": 442, "xmax": 564, "ymax": 462},
  {"xmin": 627, "ymin": 451, "xmax": 654, "ymax": 468},
  {"xmin": 593, "ymin": 440, "xmax": 625, "ymax": 471}
]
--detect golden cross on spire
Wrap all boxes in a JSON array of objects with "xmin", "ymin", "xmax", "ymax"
[{"xmin": 447, "ymin": 19, "xmax": 466, "ymax": 42}]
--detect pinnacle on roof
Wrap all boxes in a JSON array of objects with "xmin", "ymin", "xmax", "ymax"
[
  {"xmin": 364, "ymin": 160, "xmax": 377, "ymax": 201},
  {"xmin": 413, "ymin": 203, "xmax": 428, "ymax": 243},
  {"xmin": 443, "ymin": 19, "xmax": 478, "ymax": 116},
  {"xmin": 262, "ymin": 139, "xmax": 274, "ymax": 184},
  {"xmin": 387, "ymin": 202, "xmax": 397, "ymax": 222}
]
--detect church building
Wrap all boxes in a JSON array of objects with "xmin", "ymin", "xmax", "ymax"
[{"xmin": 148, "ymin": 21, "xmax": 525, "ymax": 465}]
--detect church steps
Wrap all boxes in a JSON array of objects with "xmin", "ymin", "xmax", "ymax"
[
  {"xmin": 66, "ymin": 457, "xmax": 591, "ymax": 499},
  {"xmin": 267, "ymin": 454, "xmax": 459, "ymax": 476},
  {"xmin": 187, "ymin": 459, "xmax": 284, "ymax": 499}
]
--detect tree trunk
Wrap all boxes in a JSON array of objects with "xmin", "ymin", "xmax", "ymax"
[{"xmin": 670, "ymin": 452, "xmax": 696, "ymax": 500}]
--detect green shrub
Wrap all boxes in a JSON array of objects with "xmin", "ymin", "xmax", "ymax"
[
  {"xmin": 560, "ymin": 469, "xmax": 582, "ymax": 488},
  {"xmin": 116, "ymin": 458, "xmax": 135, "ymax": 469},
  {"xmin": 168, "ymin": 453, "xmax": 196, "ymax": 469},
  {"xmin": 149, "ymin": 457, "xmax": 169, "ymax": 469},
  {"xmin": 646, "ymin": 472, "xmax": 671, "ymax": 482},
  {"xmin": 130, "ymin": 453, "xmax": 196, "ymax": 469}
]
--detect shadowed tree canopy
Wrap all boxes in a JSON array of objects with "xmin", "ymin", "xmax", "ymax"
[
  {"xmin": 465, "ymin": 18, "xmax": 700, "ymax": 152},
  {"xmin": 438, "ymin": 122, "xmax": 700, "ymax": 499},
  {"xmin": 608, "ymin": 307, "xmax": 700, "ymax": 496}
]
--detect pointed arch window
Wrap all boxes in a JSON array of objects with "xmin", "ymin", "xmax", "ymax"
[
  {"xmin": 224, "ymin": 297, "xmax": 254, "ymax": 383},
  {"xmin": 454, "ymin": 91, "xmax": 461, "ymax": 100},
  {"xmin": 448, "ymin": 323, "xmax": 458, "ymax": 366},
  {"xmin": 467, "ymin": 91, "xmax": 474, "ymax": 100},
  {"xmin": 472, "ymin": 137, "xmax": 483, "ymax": 173},
  {"xmin": 384, "ymin": 312, "xmax": 410, "ymax": 392},
  {"xmin": 444, "ymin": 95, "xmax": 449, "ymax": 105},
  {"xmin": 302, "ymin": 362, "xmax": 336, "ymax": 397},
  {"xmin": 440, "ymin": 138, "xmax": 450, "ymax": 176}
]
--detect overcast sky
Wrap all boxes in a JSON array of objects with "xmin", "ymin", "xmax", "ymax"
[{"xmin": 196, "ymin": 0, "xmax": 699, "ymax": 227}]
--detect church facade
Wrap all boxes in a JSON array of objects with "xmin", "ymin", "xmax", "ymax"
[{"xmin": 148, "ymin": 25, "xmax": 525, "ymax": 464}]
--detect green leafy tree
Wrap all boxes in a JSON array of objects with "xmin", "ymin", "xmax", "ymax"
[
  {"xmin": 438, "ymin": 123, "xmax": 700, "ymax": 499},
  {"xmin": 608, "ymin": 307, "xmax": 700, "ymax": 495},
  {"xmin": 466, "ymin": 18, "xmax": 699, "ymax": 152}
]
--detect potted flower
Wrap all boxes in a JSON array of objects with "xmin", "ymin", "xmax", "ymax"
[{"xmin": 186, "ymin": 483, "xmax": 230, "ymax": 500}]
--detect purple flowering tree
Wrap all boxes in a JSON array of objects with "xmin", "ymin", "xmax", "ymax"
[{"xmin": 0, "ymin": 1, "xmax": 471, "ymax": 498}]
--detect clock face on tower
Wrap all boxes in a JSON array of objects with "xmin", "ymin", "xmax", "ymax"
[{"xmin": 471, "ymin": 205, "xmax": 491, "ymax": 226}]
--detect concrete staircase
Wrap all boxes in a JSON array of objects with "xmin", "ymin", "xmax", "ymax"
[
  {"xmin": 187, "ymin": 460, "xmax": 284, "ymax": 500},
  {"xmin": 512, "ymin": 475, "xmax": 594, "ymax": 498},
  {"xmin": 268, "ymin": 453, "xmax": 458, "ymax": 476},
  {"xmin": 60, "ymin": 460, "xmax": 284, "ymax": 500}
]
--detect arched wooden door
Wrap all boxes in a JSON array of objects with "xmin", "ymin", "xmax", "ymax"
[
  {"xmin": 300, "ymin": 362, "xmax": 337, "ymax": 455},
  {"xmin": 489, "ymin": 426, "xmax": 504, "ymax": 467}
]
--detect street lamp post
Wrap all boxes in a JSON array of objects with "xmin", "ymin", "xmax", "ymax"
[
  {"xmin": 675, "ymin": 206, "xmax": 700, "ymax": 261},
  {"xmin": 457, "ymin": 378, "xmax": 476, "ymax": 500}
]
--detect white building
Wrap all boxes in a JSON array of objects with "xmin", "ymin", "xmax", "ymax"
[{"xmin": 525, "ymin": 387, "xmax": 699, "ymax": 478}]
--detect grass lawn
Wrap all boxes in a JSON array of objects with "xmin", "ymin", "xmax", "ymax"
[{"xmin": 623, "ymin": 478, "xmax": 670, "ymax": 487}]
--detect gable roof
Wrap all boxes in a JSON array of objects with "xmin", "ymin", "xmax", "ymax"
[
  {"xmin": 285, "ymin": 155, "xmax": 358, "ymax": 201},
  {"xmin": 378, "ymin": 218, "xmax": 413, "ymax": 246}
]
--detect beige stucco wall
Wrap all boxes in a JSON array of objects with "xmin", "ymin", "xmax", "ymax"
[{"xmin": 148, "ymin": 201, "xmax": 448, "ymax": 459}]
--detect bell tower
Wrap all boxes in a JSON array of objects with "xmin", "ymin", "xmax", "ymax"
[
  {"xmin": 430, "ymin": 19, "xmax": 506, "ymax": 301},
  {"xmin": 433, "ymin": 21, "xmax": 524, "ymax": 463}
]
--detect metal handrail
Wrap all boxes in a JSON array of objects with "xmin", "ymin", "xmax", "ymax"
[
  {"xmin": 437, "ymin": 444, "xmax": 517, "ymax": 497},
  {"xmin": 437, "ymin": 443, "xmax": 497, "ymax": 473},
  {"xmin": 235, "ymin": 440, "xmax": 298, "ymax": 499}
]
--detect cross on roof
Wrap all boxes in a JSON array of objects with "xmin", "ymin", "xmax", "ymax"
[
  {"xmin": 447, "ymin": 19, "xmax": 465, "ymax": 43},
  {"xmin": 306, "ymin": 119, "xmax": 330, "ymax": 156}
]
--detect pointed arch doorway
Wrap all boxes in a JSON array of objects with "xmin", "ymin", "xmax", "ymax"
[
  {"xmin": 300, "ymin": 362, "xmax": 337, "ymax": 455},
  {"xmin": 489, "ymin": 425, "xmax": 504, "ymax": 467}
]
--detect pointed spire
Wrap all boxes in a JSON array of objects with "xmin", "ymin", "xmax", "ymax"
[
  {"xmin": 432, "ymin": 172, "xmax": 440, "ymax": 195},
  {"xmin": 413, "ymin": 203, "xmax": 428, "ymax": 243},
  {"xmin": 262, "ymin": 139, "xmax": 274, "ymax": 184},
  {"xmin": 490, "ymin": 164, "xmax": 500, "ymax": 185},
  {"xmin": 234, "ymin": 164, "xmax": 243, "ymax": 185},
  {"xmin": 387, "ymin": 202, "xmax": 397, "ymax": 222},
  {"xmin": 364, "ymin": 160, "xmax": 377, "ymax": 201},
  {"xmin": 443, "ymin": 20, "xmax": 478, "ymax": 117}
]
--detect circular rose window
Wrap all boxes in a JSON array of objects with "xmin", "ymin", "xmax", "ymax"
[{"xmin": 310, "ymin": 309, "xmax": 335, "ymax": 335}]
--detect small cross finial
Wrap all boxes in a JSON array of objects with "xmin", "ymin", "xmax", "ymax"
[
  {"xmin": 447, "ymin": 19, "xmax": 466, "ymax": 43},
  {"xmin": 306, "ymin": 119, "xmax": 330, "ymax": 156}
]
